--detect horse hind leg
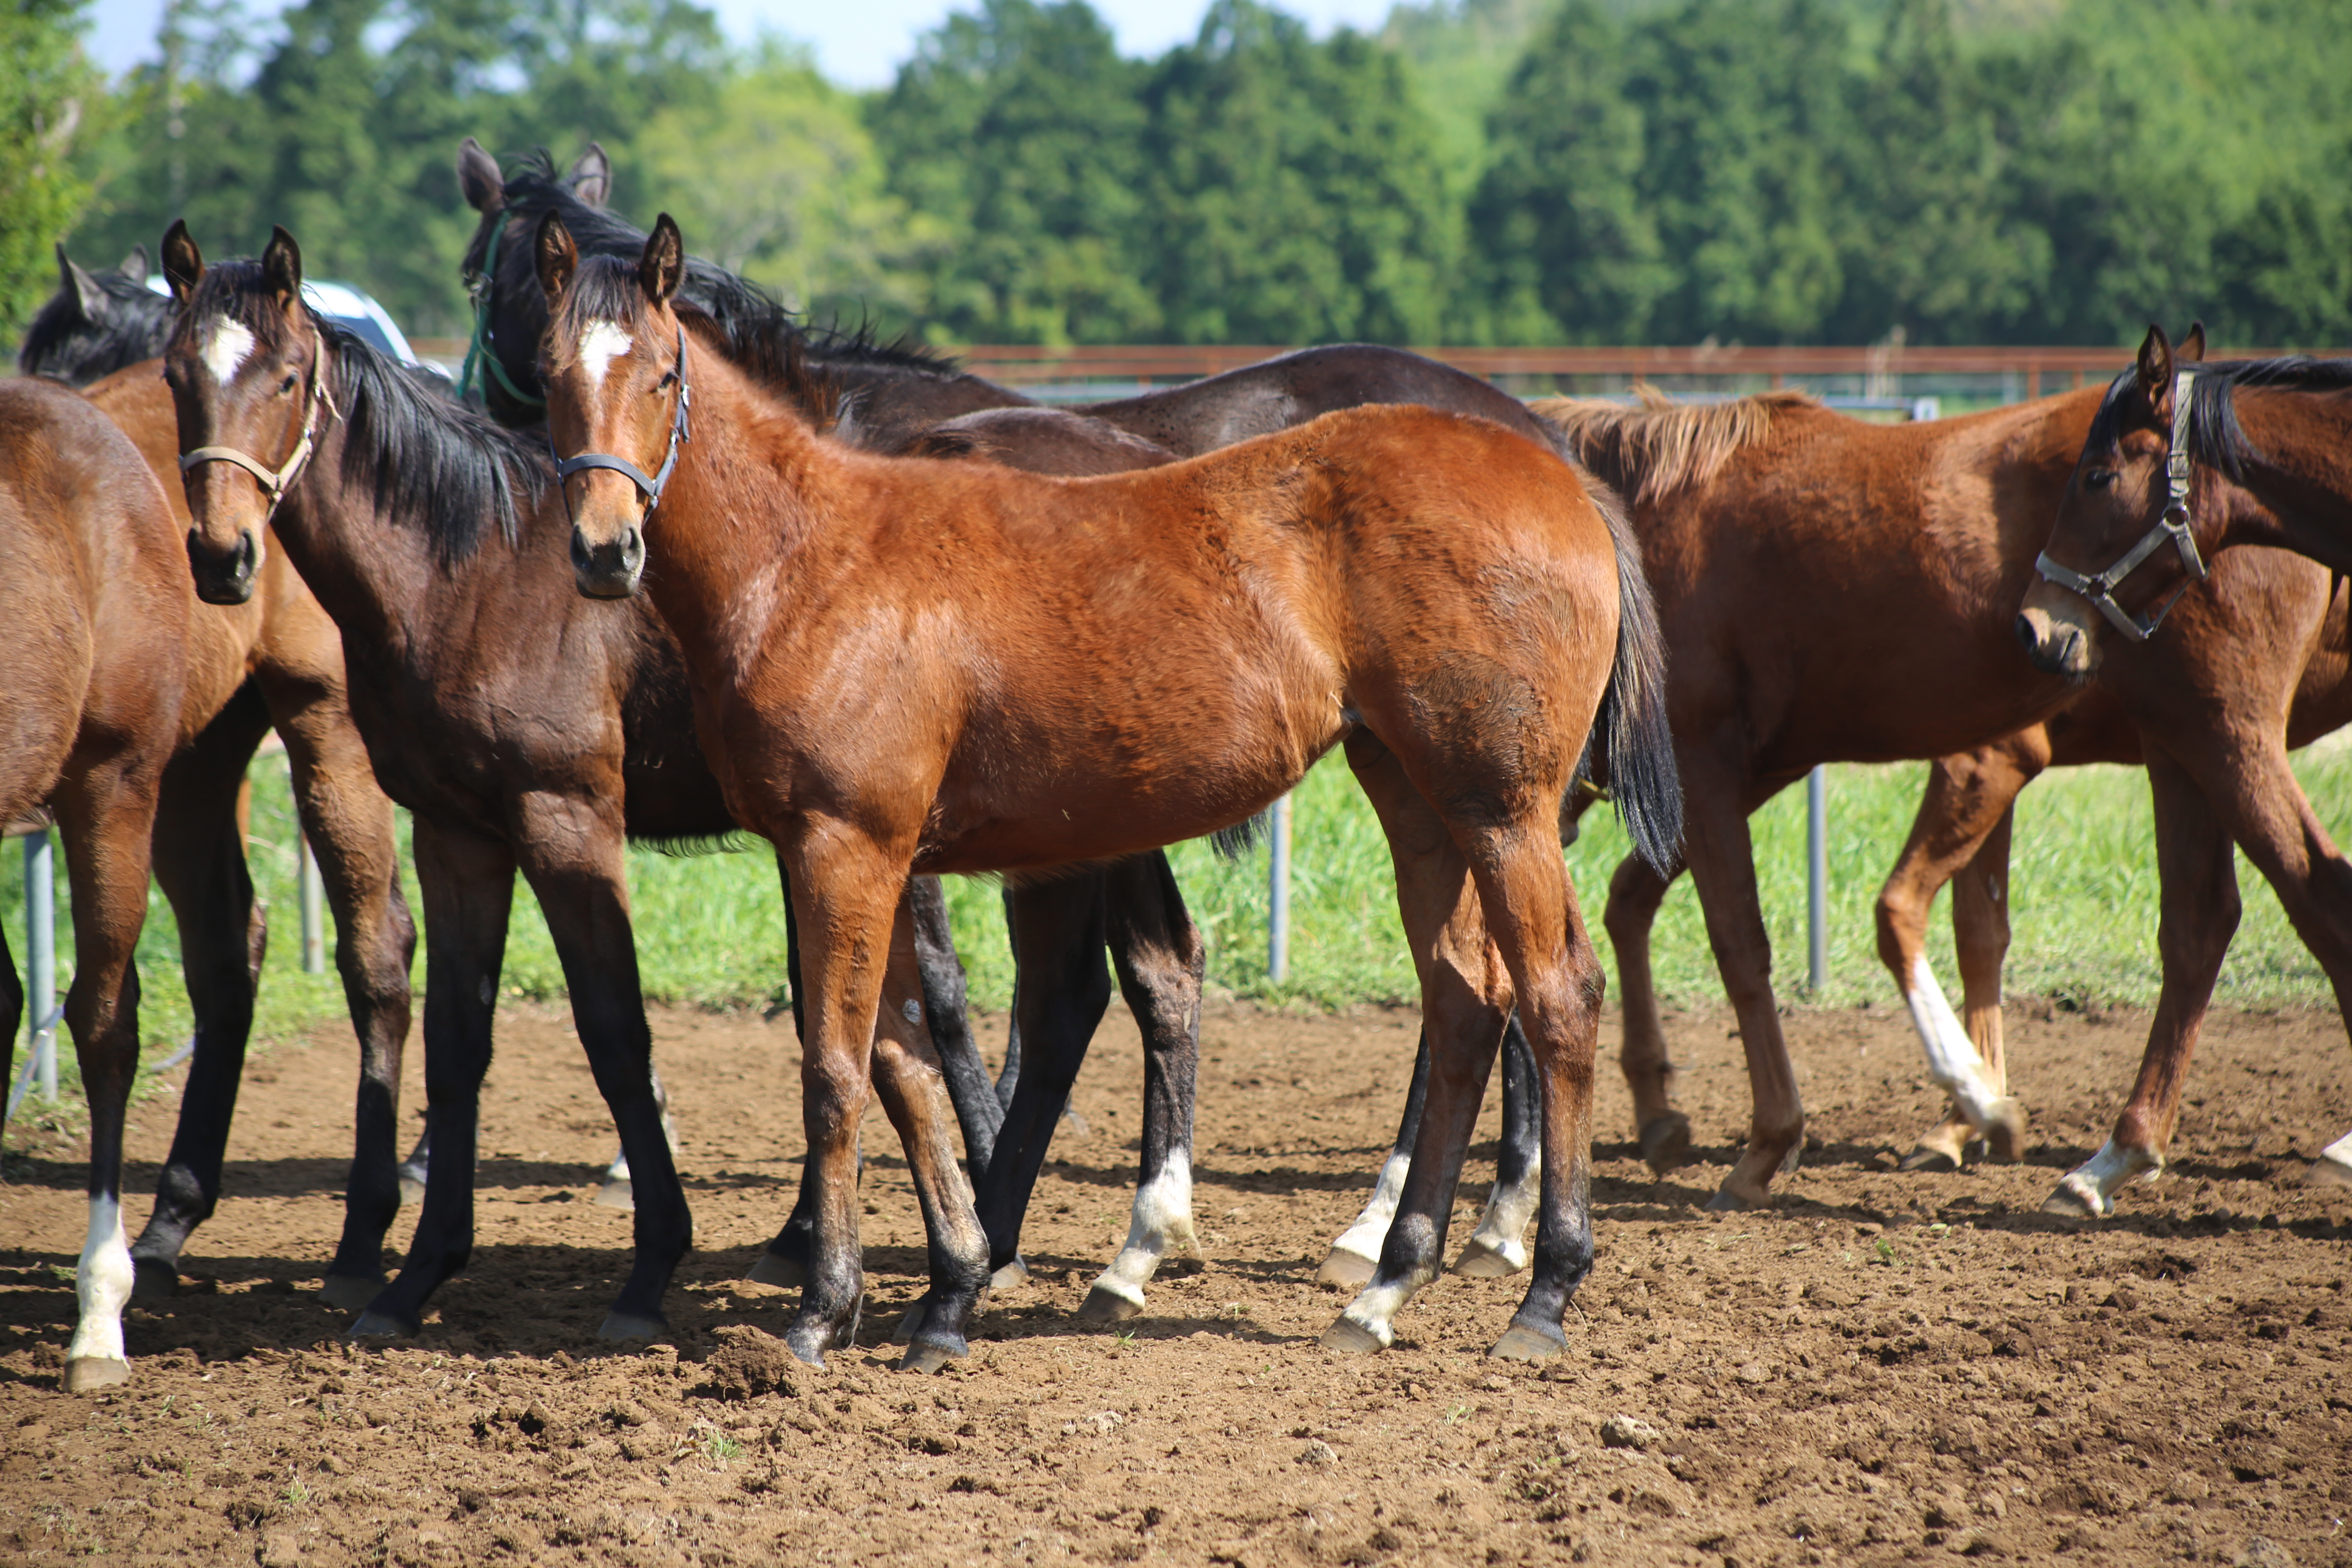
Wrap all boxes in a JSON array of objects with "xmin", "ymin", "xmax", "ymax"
[
  {"xmin": 1605, "ymin": 849, "xmax": 1692, "ymax": 1175},
  {"xmin": 1318, "ymin": 1032, "xmax": 1427, "ymax": 1289},
  {"xmin": 593, "ymin": 1062, "xmax": 678, "ymax": 1212},
  {"xmin": 1080, "ymin": 851, "xmax": 1205, "ymax": 1323},
  {"xmin": 1452, "ymin": 1011, "xmax": 1539, "ymax": 1278}
]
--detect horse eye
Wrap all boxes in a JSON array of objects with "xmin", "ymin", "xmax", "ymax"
[
  {"xmin": 279, "ymin": 373, "xmax": 299, "ymax": 395},
  {"xmin": 2084, "ymin": 469, "xmax": 2117, "ymax": 492}
]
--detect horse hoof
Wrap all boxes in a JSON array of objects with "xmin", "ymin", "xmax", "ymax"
[
  {"xmin": 598, "ymin": 1311, "xmax": 666, "ymax": 1342},
  {"xmin": 1488, "ymin": 1321, "xmax": 1567, "ymax": 1363},
  {"xmin": 2039, "ymin": 1181, "xmax": 2104, "ymax": 1221},
  {"xmin": 1078, "ymin": 1285, "xmax": 1143, "ymax": 1323},
  {"xmin": 2306, "ymin": 1155, "xmax": 2352, "ymax": 1190},
  {"xmin": 318, "ymin": 1274, "xmax": 385, "ymax": 1313},
  {"xmin": 1980, "ymin": 1100, "xmax": 2027, "ymax": 1164},
  {"xmin": 891, "ymin": 1303, "xmax": 929, "ymax": 1345},
  {"xmin": 63, "ymin": 1356, "xmax": 131, "ymax": 1394},
  {"xmin": 130, "ymin": 1257, "xmax": 180, "ymax": 1300},
  {"xmin": 1318, "ymin": 1315, "xmax": 1389, "ymax": 1356},
  {"xmin": 1704, "ymin": 1182, "xmax": 1770, "ymax": 1213},
  {"xmin": 348, "ymin": 1310, "xmax": 420, "ymax": 1340},
  {"xmin": 1898, "ymin": 1145, "xmax": 1961, "ymax": 1174},
  {"xmin": 593, "ymin": 1180, "xmax": 636, "ymax": 1212},
  {"xmin": 900, "ymin": 1340, "xmax": 964, "ymax": 1375},
  {"xmin": 1639, "ymin": 1113, "xmax": 1693, "ymax": 1176},
  {"xmin": 989, "ymin": 1257, "xmax": 1031, "ymax": 1292},
  {"xmin": 1448, "ymin": 1237, "xmax": 1528, "ymax": 1278},
  {"xmin": 1314, "ymin": 1248, "xmax": 1378, "ymax": 1289},
  {"xmin": 747, "ymin": 1249, "xmax": 805, "ymax": 1288}
]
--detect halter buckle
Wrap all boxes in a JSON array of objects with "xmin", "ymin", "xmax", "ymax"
[{"xmin": 551, "ymin": 325, "xmax": 693, "ymax": 519}]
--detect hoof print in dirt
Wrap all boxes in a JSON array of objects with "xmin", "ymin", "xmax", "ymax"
[{"xmin": 704, "ymin": 1325, "xmax": 801, "ymax": 1400}]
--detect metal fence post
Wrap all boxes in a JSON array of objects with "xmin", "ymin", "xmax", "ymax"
[
  {"xmin": 1267, "ymin": 794, "xmax": 1292, "ymax": 984},
  {"xmin": 298, "ymin": 831, "xmax": 326, "ymax": 974},
  {"xmin": 27, "ymin": 828, "xmax": 57, "ymax": 1102},
  {"xmin": 1806, "ymin": 766, "xmax": 1828, "ymax": 994}
]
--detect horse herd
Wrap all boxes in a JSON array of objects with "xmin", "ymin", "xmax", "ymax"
[{"xmin": 4, "ymin": 141, "xmax": 2350, "ymax": 1397}]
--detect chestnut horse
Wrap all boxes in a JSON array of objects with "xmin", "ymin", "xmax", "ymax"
[
  {"xmin": 0, "ymin": 378, "xmax": 190, "ymax": 1391},
  {"xmin": 2019, "ymin": 325, "xmax": 2352, "ymax": 1199},
  {"xmin": 21, "ymin": 247, "xmax": 421, "ymax": 1310},
  {"xmin": 535, "ymin": 214, "xmax": 1676, "ymax": 1368},
  {"xmin": 1542, "ymin": 386, "xmax": 2352, "ymax": 1215}
]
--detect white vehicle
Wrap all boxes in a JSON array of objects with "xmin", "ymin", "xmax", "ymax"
[{"xmin": 147, "ymin": 274, "xmax": 434, "ymax": 371}]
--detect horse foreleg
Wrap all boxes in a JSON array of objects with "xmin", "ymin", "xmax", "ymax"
[
  {"xmin": 1875, "ymin": 735, "xmax": 2043, "ymax": 1172},
  {"xmin": 1081, "ymin": 851, "xmax": 1205, "ymax": 1323},
  {"xmin": 53, "ymin": 749, "xmax": 167, "ymax": 1392},
  {"xmin": 2044, "ymin": 748, "xmax": 2236, "ymax": 1218},
  {"xmin": 1454, "ymin": 1013, "xmax": 1541, "ymax": 1278},
  {"xmin": 1606, "ymin": 849, "xmax": 1689, "ymax": 1174},
  {"xmin": 129, "ymin": 685, "xmax": 272, "ymax": 1300},
  {"xmin": 265, "ymin": 670, "xmax": 419, "ymax": 1307},
  {"xmin": 350, "ymin": 819, "xmax": 513, "ymax": 1339}
]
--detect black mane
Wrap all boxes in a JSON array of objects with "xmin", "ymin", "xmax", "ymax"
[
  {"xmin": 18, "ymin": 266, "xmax": 176, "ymax": 385},
  {"xmin": 2092, "ymin": 354, "xmax": 2352, "ymax": 483},
  {"xmin": 465, "ymin": 149, "xmax": 963, "ymax": 382},
  {"xmin": 181, "ymin": 260, "xmax": 548, "ymax": 564}
]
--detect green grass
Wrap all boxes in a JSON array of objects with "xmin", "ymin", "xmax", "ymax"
[{"xmin": 6, "ymin": 743, "xmax": 2348, "ymax": 1107}]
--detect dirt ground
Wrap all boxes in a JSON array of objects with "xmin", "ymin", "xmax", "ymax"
[{"xmin": 3, "ymin": 993, "xmax": 2350, "ymax": 1567}]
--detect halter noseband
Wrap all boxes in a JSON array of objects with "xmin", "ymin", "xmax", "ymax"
[
  {"xmin": 178, "ymin": 327, "xmax": 338, "ymax": 520},
  {"xmin": 551, "ymin": 324, "xmax": 692, "ymax": 516},
  {"xmin": 2032, "ymin": 368, "xmax": 2209, "ymax": 642}
]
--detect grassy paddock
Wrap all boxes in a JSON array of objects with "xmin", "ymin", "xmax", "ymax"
[{"xmin": 4, "ymin": 744, "xmax": 2348, "ymax": 1102}]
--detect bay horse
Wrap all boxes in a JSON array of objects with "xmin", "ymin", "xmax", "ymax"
[
  {"xmin": 461, "ymin": 143, "xmax": 1583, "ymax": 1297},
  {"xmin": 21, "ymin": 246, "xmax": 421, "ymax": 1312},
  {"xmin": 0, "ymin": 377, "xmax": 191, "ymax": 1391},
  {"xmin": 1541, "ymin": 385, "xmax": 2352, "ymax": 1214},
  {"xmin": 2017, "ymin": 324, "xmax": 2352, "ymax": 1201},
  {"xmin": 535, "ymin": 214, "xmax": 1677, "ymax": 1367}
]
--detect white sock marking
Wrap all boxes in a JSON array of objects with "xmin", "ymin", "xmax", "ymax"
[
  {"xmin": 579, "ymin": 320, "xmax": 632, "ymax": 391},
  {"xmin": 2052, "ymin": 1138, "xmax": 2160, "ymax": 1217},
  {"xmin": 1089, "ymin": 1149, "xmax": 1196, "ymax": 1307},
  {"xmin": 1462, "ymin": 1156, "xmax": 1540, "ymax": 1272},
  {"xmin": 1902, "ymin": 954, "xmax": 2003, "ymax": 1127},
  {"xmin": 67, "ymin": 1194, "xmax": 134, "ymax": 1367},
  {"xmin": 1327, "ymin": 1149, "xmax": 1411, "ymax": 1266},
  {"xmin": 201, "ymin": 320, "xmax": 256, "ymax": 384}
]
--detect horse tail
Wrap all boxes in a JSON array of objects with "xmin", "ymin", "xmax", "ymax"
[{"xmin": 1564, "ymin": 450, "xmax": 1682, "ymax": 874}]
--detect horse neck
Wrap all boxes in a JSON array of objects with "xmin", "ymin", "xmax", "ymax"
[
  {"xmin": 2231, "ymin": 388, "xmax": 2352, "ymax": 555},
  {"xmin": 266, "ymin": 421, "xmax": 430, "ymax": 657}
]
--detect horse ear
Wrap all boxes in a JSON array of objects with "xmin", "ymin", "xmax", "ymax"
[
  {"xmin": 2134, "ymin": 322, "xmax": 2176, "ymax": 422},
  {"xmin": 161, "ymin": 219, "xmax": 205, "ymax": 305},
  {"xmin": 641, "ymin": 213, "xmax": 684, "ymax": 306},
  {"xmin": 457, "ymin": 136, "xmax": 506, "ymax": 215},
  {"xmin": 2179, "ymin": 320, "xmax": 2207, "ymax": 364},
  {"xmin": 535, "ymin": 211, "xmax": 577, "ymax": 305},
  {"xmin": 567, "ymin": 143, "xmax": 612, "ymax": 208},
  {"xmin": 57, "ymin": 244, "xmax": 107, "ymax": 322},
  {"xmin": 117, "ymin": 243, "xmax": 148, "ymax": 283},
  {"xmin": 261, "ymin": 226, "xmax": 304, "ymax": 310}
]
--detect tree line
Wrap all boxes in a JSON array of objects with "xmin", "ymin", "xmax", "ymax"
[{"xmin": 5, "ymin": 0, "xmax": 2349, "ymax": 349}]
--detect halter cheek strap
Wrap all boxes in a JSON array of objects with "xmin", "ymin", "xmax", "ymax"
[
  {"xmin": 551, "ymin": 325, "xmax": 692, "ymax": 513},
  {"xmin": 178, "ymin": 330, "xmax": 338, "ymax": 519},
  {"xmin": 2033, "ymin": 368, "xmax": 2210, "ymax": 642}
]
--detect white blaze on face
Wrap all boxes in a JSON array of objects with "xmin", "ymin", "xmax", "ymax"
[
  {"xmin": 579, "ymin": 320, "xmax": 633, "ymax": 392},
  {"xmin": 201, "ymin": 319, "xmax": 257, "ymax": 383}
]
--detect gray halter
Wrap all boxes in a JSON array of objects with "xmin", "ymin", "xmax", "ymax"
[
  {"xmin": 551, "ymin": 324, "xmax": 692, "ymax": 515},
  {"xmin": 2032, "ymin": 369, "xmax": 2209, "ymax": 642},
  {"xmin": 178, "ymin": 327, "xmax": 338, "ymax": 521}
]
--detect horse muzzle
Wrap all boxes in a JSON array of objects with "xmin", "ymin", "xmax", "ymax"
[
  {"xmin": 186, "ymin": 526, "xmax": 261, "ymax": 606},
  {"xmin": 571, "ymin": 521, "xmax": 645, "ymax": 600},
  {"xmin": 2015, "ymin": 601, "xmax": 2099, "ymax": 681}
]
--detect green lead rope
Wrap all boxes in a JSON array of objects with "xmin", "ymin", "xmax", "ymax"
[{"xmin": 457, "ymin": 217, "xmax": 547, "ymax": 409}]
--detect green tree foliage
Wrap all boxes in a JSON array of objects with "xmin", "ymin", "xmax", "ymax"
[{"xmin": 0, "ymin": 0, "xmax": 99, "ymax": 339}]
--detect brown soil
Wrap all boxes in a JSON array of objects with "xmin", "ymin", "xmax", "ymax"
[{"xmin": 3, "ymin": 996, "xmax": 2350, "ymax": 1567}]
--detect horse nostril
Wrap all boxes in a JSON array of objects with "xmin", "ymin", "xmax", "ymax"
[{"xmin": 2013, "ymin": 613, "xmax": 2039, "ymax": 653}]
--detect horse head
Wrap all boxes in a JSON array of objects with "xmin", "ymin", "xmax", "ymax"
[
  {"xmin": 2017, "ymin": 321, "xmax": 2208, "ymax": 677},
  {"xmin": 535, "ymin": 210, "xmax": 692, "ymax": 600}
]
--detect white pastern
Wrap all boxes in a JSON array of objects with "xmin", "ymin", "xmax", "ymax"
[
  {"xmin": 66, "ymin": 1195, "xmax": 134, "ymax": 1366},
  {"xmin": 1461, "ymin": 1159, "xmax": 1540, "ymax": 1272},
  {"xmin": 1902, "ymin": 954, "xmax": 2002, "ymax": 1127},
  {"xmin": 1326, "ymin": 1149, "xmax": 1411, "ymax": 1269},
  {"xmin": 579, "ymin": 320, "xmax": 633, "ymax": 392},
  {"xmin": 1337, "ymin": 1269, "xmax": 1434, "ymax": 1349},
  {"xmin": 1088, "ymin": 1150, "xmax": 1196, "ymax": 1308},
  {"xmin": 201, "ymin": 319, "xmax": 256, "ymax": 384},
  {"xmin": 2052, "ymin": 1138, "xmax": 2161, "ymax": 1217},
  {"xmin": 2315, "ymin": 1128, "xmax": 2352, "ymax": 1181}
]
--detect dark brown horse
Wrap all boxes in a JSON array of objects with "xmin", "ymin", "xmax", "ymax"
[
  {"xmin": 2017, "ymin": 326, "xmax": 2352, "ymax": 1201},
  {"xmin": 1547, "ymin": 384, "xmax": 2352, "ymax": 1216},
  {"xmin": 535, "ymin": 215, "xmax": 1675, "ymax": 1368},
  {"xmin": 0, "ymin": 377, "xmax": 191, "ymax": 1391},
  {"xmin": 22, "ymin": 248, "xmax": 421, "ymax": 1311}
]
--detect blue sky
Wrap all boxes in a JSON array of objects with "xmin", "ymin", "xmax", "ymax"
[{"xmin": 80, "ymin": 0, "xmax": 1404, "ymax": 87}]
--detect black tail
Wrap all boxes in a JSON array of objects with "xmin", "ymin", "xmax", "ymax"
[{"xmin": 1580, "ymin": 468, "xmax": 1682, "ymax": 873}]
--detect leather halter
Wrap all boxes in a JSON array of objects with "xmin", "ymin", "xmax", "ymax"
[
  {"xmin": 550, "ymin": 324, "xmax": 691, "ymax": 517},
  {"xmin": 178, "ymin": 327, "xmax": 337, "ymax": 519},
  {"xmin": 2032, "ymin": 369, "xmax": 2210, "ymax": 642}
]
